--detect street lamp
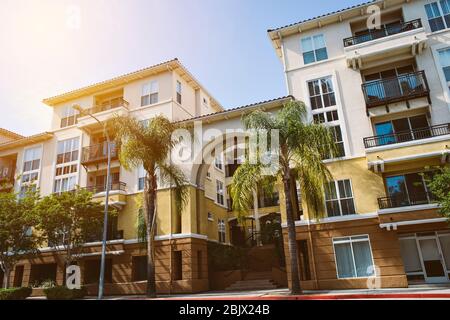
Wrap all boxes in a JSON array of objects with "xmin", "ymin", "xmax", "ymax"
[{"xmin": 73, "ymin": 105, "xmax": 111, "ymax": 300}]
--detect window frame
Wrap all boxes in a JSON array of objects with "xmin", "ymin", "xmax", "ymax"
[
  {"xmin": 332, "ymin": 235, "xmax": 375, "ymax": 279},
  {"xmin": 176, "ymin": 80, "xmax": 182, "ymax": 104},
  {"xmin": 20, "ymin": 145, "xmax": 43, "ymax": 196},
  {"xmin": 301, "ymin": 34, "xmax": 328, "ymax": 65},
  {"xmin": 425, "ymin": 1, "xmax": 450, "ymax": 32},
  {"xmin": 218, "ymin": 219, "xmax": 226, "ymax": 243},
  {"xmin": 325, "ymin": 179, "xmax": 356, "ymax": 217},
  {"xmin": 216, "ymin": 180, "xmax": 224, "ymax": 205},
  {"xmin": 53, "ymin": 137, "xmax": 80, "ymax": 194},
  {"xmin": 141, "ymin": 81, "xmax": 159, "ymax": 107}
]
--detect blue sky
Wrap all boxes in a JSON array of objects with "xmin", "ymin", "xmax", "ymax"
[{"xmin": 0, "ymin": 0, "xmax": 364, "ymax": 136}]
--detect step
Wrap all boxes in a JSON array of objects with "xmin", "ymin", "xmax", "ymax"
[
  {"xmin": 244, "ymin": 272, "xmax": 273, "ymax": 280},
  {"xmin": 225, "ymin": 279, "xmax": 278, "ymax": 291}
]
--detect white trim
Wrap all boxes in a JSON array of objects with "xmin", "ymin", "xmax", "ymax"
[
  {"xmin": 73, "ymin": 250, "xmax": 124, "ymax": 258},
  {"xmin": 380, "ymin": 217, "xmax": 448, "ymax": 231},
  {"xmin": 281, "ymin": 212, "xmax": 378, "ymax": 228},
  {"xmin": 365, "ymin": 135, "xmax": 450, "ymax": 153},
  {"xmin": 378, "ymin": 203, "xmax": 440, "ymax": 215},
  {"xmin": 154, "ymin": 233, "xmax": 208, "ymax": 241},
  {"xmin": 286, "ymin": 55, "xmax": 347, "ymax": 74},
  {"xmin": 368, "ymin": 150, "xmax": 450, "ymax": 166}
]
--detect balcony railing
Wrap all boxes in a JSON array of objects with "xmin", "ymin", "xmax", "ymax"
[
  {"xmin": 343, "ymin": 19, "xmax": 422, "ymax": 47},
  {"xmin": 362, "ymin": 71, "xmax": 430, "ymax": 108},
  {"xmin": 81, "ymin": 97, "xmax": 129, "ymax": 116},
  {"xmin": 378, "ymin": 191, "xmax": 435, "ymax": 210},
  {"xmin": 364, "ymin": 123, "xmax": 450, "ymax": 148},
  {"xmin": 81, "ymin": 142, "xmax": 118, "ymax": 165},
  {"xmin": 85, "ymin": 181, "xmax": 127, "ymax": 194}
]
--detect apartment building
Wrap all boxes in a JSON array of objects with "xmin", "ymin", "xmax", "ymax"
[
  {"xmin": 268, "ymin": 0, "xmax": 450, "ymax": 289},
  {"xmin": 0, "ymin": 58, "xmax": 252, "ymax": 294}
]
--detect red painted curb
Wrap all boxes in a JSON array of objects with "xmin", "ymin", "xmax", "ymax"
[{"xmin": 150, "ymin": 293, "xmax": 450, "ymax": 300}]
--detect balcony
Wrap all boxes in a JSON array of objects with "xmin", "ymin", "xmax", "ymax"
[
  {"xmin": 77, "ymin": 98, "xmax": 129, "ymax": 130},
  {"xmin": 378, "ymin": 192, "xmax": 435, "ymax": 210},
  {"xmin": 85, "ymin": 181, "xmax": 127, "ymax": 194},
  {"xmin": 81, "ymin": 142, "xmax": 118, "ymax": 166},
  {"xmin": 362, "ymin": 71, "xmax": 430, "ymax": 109},
  {"xmin": 343, "ymin": 19, "xmax": 423, "ymax": 47},
  {"xmin": 364, "ymin": 124, "xmax": 450, "ymax": 149}
]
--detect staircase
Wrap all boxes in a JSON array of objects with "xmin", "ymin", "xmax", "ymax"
[
  {"xmin": 224, "ymin": 244, "xmax": 285, "ymax": 291},
  {"xmin": 225, "ymin": 272, "xmax": 278, "ymax": 291}
]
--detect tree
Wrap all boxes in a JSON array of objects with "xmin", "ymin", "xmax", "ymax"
[
  {"xmin": 35, "ymin": 188, "xmax": 107, "ymax": 283},
  {"xmin": 426, "ymin": 167, "xmax": 450, "ymax": 219},
  {"xmin": 112, "ymin": 115, "xmax": 188, "ymax": 298},
  {"xmin": 0, "ymin": 189, "xmax": 40, "ymax": 288},
  {"xmin": 230, "ymin": 100, "xmax": 336, "ymax": 295}
]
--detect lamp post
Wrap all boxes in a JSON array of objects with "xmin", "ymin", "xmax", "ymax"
[{"xmin": 73, "ymin": 105, "xmax": 111, "ymax": 300}]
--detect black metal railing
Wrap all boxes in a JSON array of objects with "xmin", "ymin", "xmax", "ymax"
[
  {"xmin": 362, "ymin": 71, "xmax": 430, "ymax": 108},
  {"xmin": 364, "ymin": 123, "xmax": 450, "ymax": 148},
  {"xmin": 378, "ymin": 191, "xmax": 435, "ymax": 209},
  {"xmin": 85, "ymin": 181, "xmax": 127, "ymax": 194},
  {"xmin": 343, "ymin": 19, "xmax": 422, "ymax": 47},
  {"xmin": 81, "ymin": 97, "xmax": 129, "ymax": 116},
  {"xmin": 81, "ymin": 142, "xmax": 118, "ymax": 164}
]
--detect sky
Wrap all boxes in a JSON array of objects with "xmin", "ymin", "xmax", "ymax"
[{"xmin": 0, "ymin": 0, "xmax": 364, "ymax": 136}]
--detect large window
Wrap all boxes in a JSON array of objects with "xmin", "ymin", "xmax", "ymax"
[
  {"xmin": 54, "ymin": 137, "xmax": 79, "ymax": 194},
  {"xmin": 141, "ymin": 81, "xmax": 159, "ymax": 106},
  {"xmin": 384, "ymin": 172, "xmax": 434, "ymax": 207},
  {"xmin": 216, "ymin": 180, "xmax": 224, "ymax": 205},
  {"xmin": 374, "ymin": 114, "xmax": 430, "ymax": 145},
  {"xmin": 138, "ymin": 165, "xmax": 145, "ymax": 191},
  {"xmin": 20, "ymin": 146, "xmax": 42, "ymax": 196},
  {"xmin": 60, "ymin": 106, "xmax": 78, "ymax": 128},
  {"xmin": 439, "ymin": 48, "xmax": 450, "ymax": 90},
  {"xmin": 218, "ymin": 219, "xmax": 226, "ymax": 243},
  {"xmin": 301, "ymin": 34, "xmax": 328, "ymax": 65},
  {"xmin": 425, "ymin": 1, "xmax": 450, "ymax": 32},
  {"xmin": 325, "ymin": 179, "xmax": 356, "ymax": 217},
  {"xmin": 333, "ymin": 235, "xmax": 375, "ymax": 279}
]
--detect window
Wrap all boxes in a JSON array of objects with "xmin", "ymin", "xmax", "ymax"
[
  {"xmin": 208, "ymin": 212, "xmax": 214, "ymax": 221},
  {"xmin": 60, "ymin": 106, "xmax": 78, "ymax": 128},
  {"xmin": 425, "ymin": 1, "xmax": 450, "ymax": 32},
  {"xmin": 214, "ymin": 156, "xmax": 223, "ymax": 170},
  {"xmin": 218, "ymin": 219, "xmax": 226, "ymax": 243},
  {"xmin": 301, "ymin": 34, "xmax": 328, "ymax": 65},
  {"xmin": 216, "ymin": 180, "xmax": 224, "ymax": 205},
  {"xmin": 333, "ymin": 235, "xmax": 375, "ymax": 279},
  {"xmin": 206, "ymin": 170, "xmax": 211, "ymax": 179},
  {"xmin": 138, "ymin": 165, "xmax": 145, "ymax": 191},
  {"xmin": 385, "ymin": 172, "xmax": 434, "ymax": 207},
  {"xmin": 325, "ymin": 179, "xmax": 355, "ymax": 217},
  {"xmin": 176, "ymin": 80, "xmax": 182, "ymax": 104},
  {"xmin": 141, "ymin": 81, "xmax": 159, "ymax": 106},
  {"xmin": 54, "ymin": 138, "xmax": 79, "ymax": 194},
  {"xmin": 308, "ymin": 77, "xmax": 336, "ymax": 111},
  {"xmin": 330, "ymin": 125, "xmax": 345, "ymax": 158},
  {"xmin": 439, "ymin": 48, "xmax": 450, "ymax": 90},
  {"xmin": 20, "ymin": 146, "xmax": 42, "ymax": 196},
  {"xmin": 374, "ymin": 114, "xmax": 430, "ymax": 145},
  {"xmin": 172, "ymin": 251, "xmax": 183, "ymax": 280}
]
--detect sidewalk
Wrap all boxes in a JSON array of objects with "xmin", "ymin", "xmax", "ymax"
[{"xmin": 89, "ymin": 284, "xmax": 450, "ymax": 300}]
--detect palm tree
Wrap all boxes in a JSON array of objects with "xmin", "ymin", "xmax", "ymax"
[
  {"xmin": 230, "ymin": 100, "xmax": 337, "ymax": 295},
  {"xmin": 112, "ymin": 115, "xmax": 188, "ymax": 298}
]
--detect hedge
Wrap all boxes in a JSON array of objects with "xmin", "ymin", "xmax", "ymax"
[
  {"xmin": 44, "ymin": 286, "xmax": 88, "ymax": 300},
  {"xmin": 0, "ymin": 287, "xmax": 32, "ymax": 300}
]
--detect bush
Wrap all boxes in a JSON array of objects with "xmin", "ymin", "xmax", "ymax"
[
  {"xmin": 43, "ymin": 286, "xmax": 88, "ymax": 300},
  {"xmin": 0, "ymin": 287, "xmax": 32, "ymax": 300}
]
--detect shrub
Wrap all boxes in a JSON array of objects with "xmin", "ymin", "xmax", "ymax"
[
  {"xmin": 0, "ymin": 287, "xmax": 32, "ymax": 300},
  {"xmin": 43, "ymin": 286, "xmax": 88, "ymax": 300}
]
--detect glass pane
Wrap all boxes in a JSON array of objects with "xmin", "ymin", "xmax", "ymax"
[
  {"xmin": 425, "ymin": 2, "xmax": 442, "ymax": 18},
  {"xmin": 409, "ymin": 115, "xmax": 429, "ymax": 130},
  {"xmin": 303, "ymin": 51, "xmax": 316, "ymax": 64},
  {"xmin": 386, "ymin": 175, "xmax": 408, "ymax": 205},
  {"xmin": 301, "ymin": 37, "xmax": 313, "ymax": 52},
  {"xmin": 325, "ymin": 182, "xmax": 337, "ymax": 200},
  {"xmin": 353, "ymin": 241, "xmax": 374, "ymax": 277},
  {"xmin": 340, "ymin": 198, "xmax": 355, "ymax": 215},
  {"xmin": 313, "ymin": 34, "xmax": 325, "ymax": 48},
  {"xmin": 338, "ymin": 180, "xmax": 352, "ymax": 198},
  {"xmin": 315, "ymin": 48, "xmax": 328, "ymax": 61},
  {"xmin": 375, "ymin": 122, "xmax": 396, "ymax": 145},
  {"xmin": 405, "ymin": 173, "xmax": 428, "ymax": 204},
  {"xmin": 440, "ymin": 0, "xmax": 450, "ymax": 14},
  {"xmin": 438, "ymin": 235, "xmax": 450, "ymax": 271},
  {"xmin": 400, "ymin": 239, "xmax": 423, "ymax": 273},
  {"xmin": 322, "ymin": 93, "xmax": 336, "ymax": 107},
  {"xmin": 334, "ymin": 243, "xmax": 356, "ymax": 278},
  {"xmin": 439, "ymin": 49, "xmax": 450, "ymax": 68},
  {"xmin": 326, "ymin": 200, "xmax": 341, "ymax": 217}
]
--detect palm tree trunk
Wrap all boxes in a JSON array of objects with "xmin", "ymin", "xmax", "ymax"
[
  {"xmin": 3, "ymin": 267, "xmax": 10, "ymax": 289},
  {"xmin": 144, "ymin": 172, "xmax": 157, "ymax": 298},
  {"xmin": 282, "ymin": 174, "xmax": 302, "ymax": 295}
]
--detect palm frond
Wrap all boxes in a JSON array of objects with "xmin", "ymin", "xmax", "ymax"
[{"xmin": 158, "ymin": 162, "xmax": 189, "ymax": 215}]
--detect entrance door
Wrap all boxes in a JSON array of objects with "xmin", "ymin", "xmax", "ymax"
[{"xmin": 418, "ymin": 237, "xmax": 448, "ymax": 283}]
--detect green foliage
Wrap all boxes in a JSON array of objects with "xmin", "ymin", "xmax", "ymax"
[
  {"xmin": 137, "ymin": 208, "xmax": 147, "ymax": 243},
  {"xmin": 426, "ymin": 167, "xmax": 450, "ymax": 218},
  {"xmin": 43, "ymin": 286, "xmax": 87, "ymax": 300},
  {"xmin": 0, "ymin": 287, "xmax": 32, "ymax": 300},
  {"xmin": 34, "ymin": 188, "xmax": 109, "ymax": 263},
  {"xmin": 207, "ymin": 242, "xmax": 247, "ymax": 271},
  {"xmin": 0, "ymin": 188, "xmax": 40, "ymax": 286},
  {"xmin": 231, "ymin": 100, "xmax": 335, "ymax": 220}
]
